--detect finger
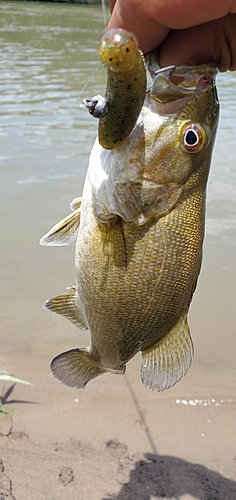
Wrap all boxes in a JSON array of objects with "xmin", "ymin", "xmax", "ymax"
[
  {"xmin": 158, "ymin": 15, "xmax": 236, "ymax": 72},
  {"xmin": 109, "ymin": 0, "xmax": 116, "ymax": 13},
  {"xmin": 108, "ymin": 0, "xmax": 236, "ymax": 54},
  {"xmin": 148, "ymin": 0, "xmax": 236, "ymax": 29},
  {"xmin": 108, "ymin": 0, "xmax": 169, "ymax": 53},
  {"xmin": 222, "ymin": 13, "xmax": 236, "ymax": 71}
]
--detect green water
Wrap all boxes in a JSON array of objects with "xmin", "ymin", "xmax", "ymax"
[{"xmin": 0, "ymin": 2, "xmax": 235, "ymax": 390}]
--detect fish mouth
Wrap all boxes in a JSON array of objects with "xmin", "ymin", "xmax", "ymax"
[{"xmin": 147, "ymin": 52, "xmax": 218, "ymax": 115}]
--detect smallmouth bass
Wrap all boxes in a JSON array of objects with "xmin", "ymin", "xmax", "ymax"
[{"xmin": 40, "ymin": 33, "xmax": 219, "ymax": 391}]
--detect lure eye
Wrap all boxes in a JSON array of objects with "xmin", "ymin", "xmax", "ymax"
[{"xmin": 181, "ymin": 124, "xmax": 207, "ymax": 153}]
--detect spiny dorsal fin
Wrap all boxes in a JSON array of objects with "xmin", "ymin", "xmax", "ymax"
[
  {"xmin": 39, "ymin": 199, "xmax": 82, "ymax": 246},
  {"xmin": 44, "ymin": 287, "xmax": 88, "ymax": 331},
  {"xmin": 141, "ymin": 312, "xmax": 194, "ymax": 392},
  {"xmin": 50, "ymin": 348, "xmax": 107, "ymax": 389}
]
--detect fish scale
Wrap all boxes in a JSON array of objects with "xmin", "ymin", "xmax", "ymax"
[{"xmin": 75, "ymin": 188, "xmax": 203, "ymax": 364}]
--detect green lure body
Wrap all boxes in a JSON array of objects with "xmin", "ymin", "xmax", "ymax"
[{"xmin": 98, "ymin": 28, "xmax": 146, "ymax": 150}]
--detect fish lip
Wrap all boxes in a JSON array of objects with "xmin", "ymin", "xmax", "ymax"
[
  {"xmin": 151, "ymin": 63, "xmax": 218, "ymax": 95},
  {"xmin": 147, "ymin": 49, "xmax": 218, "ymax": 87},
  {"xmin": 146, "ymin": 51, "xmax": 218, "ymax": 97},
  {"xmin": 171, "ymin": 62, "xmax": 218, "ymax": 90},
  {"xmin": 147, "ymin": 61, "xmax": 218, "ymax": 115}
]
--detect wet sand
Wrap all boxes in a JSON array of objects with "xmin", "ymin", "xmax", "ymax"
[{"xmin": 0, "ymin": 344, "xmax": 236, "ymax": 500}]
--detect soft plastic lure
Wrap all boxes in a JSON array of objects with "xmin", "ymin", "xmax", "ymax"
[{"xmin": 84, "ymin": 28, "xmax": 146, "ymax": 150}]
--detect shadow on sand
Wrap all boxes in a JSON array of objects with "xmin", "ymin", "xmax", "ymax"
[
  {"xmin": 103, "ymin": 452, "xmax": 236, "ymax": 500},
  {"xmin": 0, "ymin": 384, "xmax": 38, "ymax": 408}
]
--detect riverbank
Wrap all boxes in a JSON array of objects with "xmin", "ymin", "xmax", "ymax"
[{"xmin": 0, "ymin": 349, "xmax": 236, "ymax": 499}]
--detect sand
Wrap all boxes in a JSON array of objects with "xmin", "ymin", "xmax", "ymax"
[{"xmin": 0, "ymin": 347, "xmax": 235, "ymax": 500}]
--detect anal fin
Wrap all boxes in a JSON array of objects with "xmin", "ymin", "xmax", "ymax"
[
  {"xmin": 141, "ymin": 312, "xmax": 194, "ymax": 392},
  {"xmin": 44, "ymin": 287, "xmax": 88, "ymax": 331}
]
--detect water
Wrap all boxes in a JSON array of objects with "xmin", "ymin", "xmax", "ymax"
[{"xmin": 0, "ymin": 2, "xmax": 235, "ymax": 392}]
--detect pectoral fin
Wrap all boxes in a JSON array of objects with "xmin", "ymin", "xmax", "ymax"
[
  {"xmin": 50, "ymin": 347, "xmax": 125, "ymax": 389},
  {"xmin": 44, "ymin": 287, "xmax": 88, "ymax": 331},
  {"xmin": 40, "ymin": 199, "xmax": 82, "ymax": 246},
  {"xmin": 141, "ymin": 312, "xmax": 194, "ymax": 392},
  {"xmin": 70, "ymin": 197, "xmax": 82, "ymax": 212}
]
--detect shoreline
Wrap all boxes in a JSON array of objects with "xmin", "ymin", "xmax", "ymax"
[{"xmin": 0, "ymin": 351, "xmax": 236, "ymax": 499}]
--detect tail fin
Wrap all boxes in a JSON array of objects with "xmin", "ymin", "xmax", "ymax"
[
  {"xmin": 50, "ymin": 348, "xmax": 125, "ymax": 389},
  {"xmin": 141, "ymin": 312, "xmax": 194, "ymax": 392}
]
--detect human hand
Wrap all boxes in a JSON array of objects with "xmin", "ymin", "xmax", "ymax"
[{"xmin": 108, "ymin": 0, "xmax": 236, "ymax": 71}]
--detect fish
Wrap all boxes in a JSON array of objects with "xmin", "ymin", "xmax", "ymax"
[
  {"xmin": 83, "ymin": 28, "xmax": 146, "ymax": 150},
  {"xmin": 40, "ymin": 40, "xmax": 219, "ymax": 391}
]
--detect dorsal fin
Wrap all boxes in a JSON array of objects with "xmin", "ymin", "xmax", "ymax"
[{"xmin": 141, "ymin": 312, "xmax": 194, "ymax": 391}]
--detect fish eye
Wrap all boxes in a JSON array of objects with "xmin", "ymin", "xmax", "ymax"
[{"xmin": 181, "ymin": 124, "xmax": 207, "ymax": 153}]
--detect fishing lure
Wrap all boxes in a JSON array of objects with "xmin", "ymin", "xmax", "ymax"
[{"xmin": 84, "ymin": 28, "xmax": 146, "ymax": 150}]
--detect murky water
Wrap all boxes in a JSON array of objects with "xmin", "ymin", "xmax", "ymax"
[{"xmin": 0, "ymin": 2, "xmax": 235, "ymax": 392}]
